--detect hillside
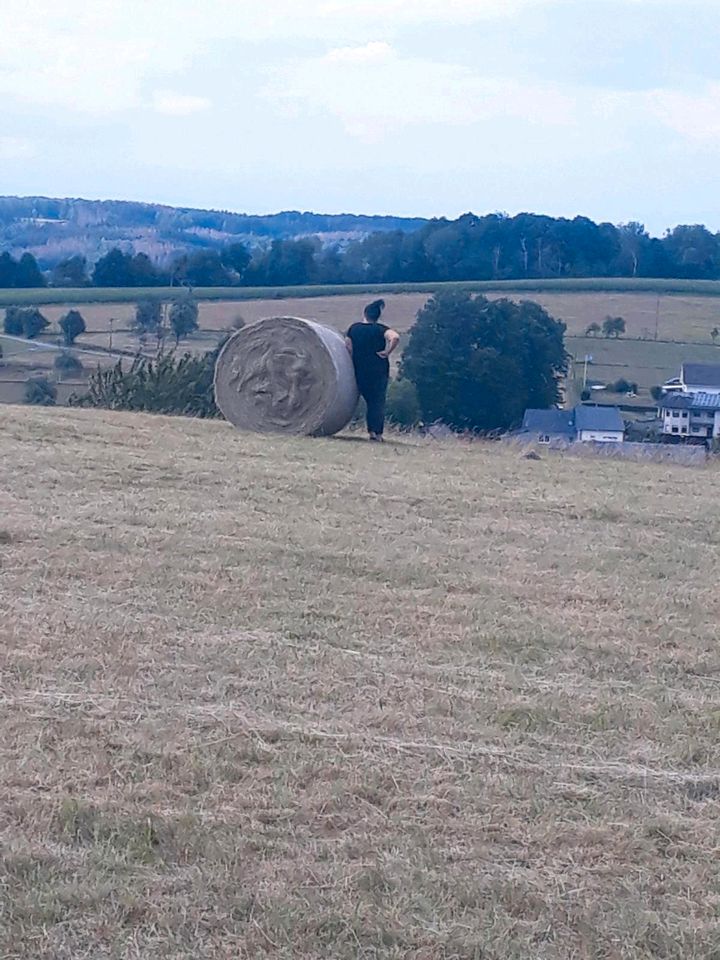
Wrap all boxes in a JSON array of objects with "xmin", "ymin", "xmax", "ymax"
[
  {"xmin": 2, "ymin": 406, "xmax": 720, "ymax": 958},
  {"xmin": 0, "ymin": 196, "xmax": 427, "ymax": 268}
]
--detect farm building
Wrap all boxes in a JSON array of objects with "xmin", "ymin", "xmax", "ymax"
[{"xmin": 520, "ymin": 405, "xmax": 625, "ymax": 444}]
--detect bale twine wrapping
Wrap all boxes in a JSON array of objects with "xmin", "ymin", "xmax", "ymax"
[{"xmin": 214, "ymin": 317, "xmax": 359, "ymax": 436}]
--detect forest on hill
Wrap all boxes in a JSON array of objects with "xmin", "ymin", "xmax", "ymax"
[
  {"xmin": 2, "ymin": 198, "xmax": 720, "ymax": 288},
  {"xmin": 0, "ymin": 196, "xmax": 426, "ymax": 269}
]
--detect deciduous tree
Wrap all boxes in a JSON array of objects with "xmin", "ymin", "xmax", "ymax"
[
  {"xmin": 401, "ymin": 292, "xmax": 567, "ymax": 431},
  {"xmin": 59, "ymin": 309, "xmax": 86, "ymax": 345}
]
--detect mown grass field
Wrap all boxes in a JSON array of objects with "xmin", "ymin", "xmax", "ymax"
[{"xmin": 2, "ymin": 406, "xmax": 720, "ymax": 958}]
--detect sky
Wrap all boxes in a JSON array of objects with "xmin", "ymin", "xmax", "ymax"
[{"xmin": 0, "ymin": 0, "xmax": 719, "ymax": 235}]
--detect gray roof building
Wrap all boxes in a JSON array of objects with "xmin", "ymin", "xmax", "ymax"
[
  {"xmin": 521, "ymin": 408, "xmax": 575, "ymax": 439},
  {"xmin": 660, "ymin": 391, "xmax": 720, "ymax": 411},
  {"xmin": 574, "ymin": 405, "xmax": 626, "ymax": 433},
  {"xmin": 520, "ymin": 405, "xmax": 625, "ymax": 442},
  {"xmin": 681, "ymin": 363, "xmax": 720, "ymax": 390}
]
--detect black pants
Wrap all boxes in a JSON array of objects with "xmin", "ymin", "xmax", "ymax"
[{"xmin": 357, "ymin": 372, "xmax": 389, "ymax": 436}]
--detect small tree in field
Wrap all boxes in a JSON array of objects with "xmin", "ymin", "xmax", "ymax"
[
  {"xmin": 585, "ymin": 322, "xmax": 601, "ymax": 337},
  {"xmin": 711, "ymin": 327, "xmax": 719, "ymax": 343},
  {"xmin": 4, "ymin": 307, "xmax": 23, "ymax": 336},
  {"xmin": 4, "ymin": 306, "xmax": 50, "ymax": 339},
  {"xmin": 59, "ymin": 309, "xmax": 86, "ymax": 346},
  {"xmin": 602, "ymin": 315, "xmax": 626, "ymax": 338},
  {"xmin": 21, "ymin": 308, "xmax": 50, "ymax": 340},
  {"xmin": 134, "ymin": 299, "xmax": 162, "ymax": 334},
  {"xmin": 401, "ymin": 292, "xmax": 567, "ymax": 432},
  {"xmin": 169, "ymin": 296, "xmax": 199, "ymax": 344},
  {"xmin": 54, "ymin": 350, "xmax": 83, "ymax": 378}
]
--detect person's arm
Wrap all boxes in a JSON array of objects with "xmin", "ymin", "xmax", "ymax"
[
  {"xmin": 377, "ymin": 328, "xmax": 400, "ymax": 359},
  {"xmin": 345, "ymin": 328, "xmax": 353, "ymax": 355}
]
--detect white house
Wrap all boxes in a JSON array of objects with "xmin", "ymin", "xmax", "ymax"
[
  {"xmin": 658, "ymin": 392, "xmax": 720, "ymax": 441},
  {"xmin": 573, "ymin": 405, "xmax": 626, "ymax": 443}
]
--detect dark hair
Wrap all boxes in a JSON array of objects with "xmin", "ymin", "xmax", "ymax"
[{"xmin": 363, "ymin": 299, "xmax": 385, "ymax": 322}]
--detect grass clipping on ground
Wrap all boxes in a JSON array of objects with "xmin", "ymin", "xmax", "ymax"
[{"xmin": 1, "ymin": 407, "xmax": 720, "ymax": 960}]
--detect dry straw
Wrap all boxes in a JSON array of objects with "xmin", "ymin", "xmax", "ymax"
[{"xmin": 214, "ymin": 317, "xmax": 358, "ymax": 436}]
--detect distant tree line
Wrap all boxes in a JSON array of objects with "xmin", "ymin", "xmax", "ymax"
[{"xmin": 6, "ymin": 213, "xmax": 720, "ymax": 288}]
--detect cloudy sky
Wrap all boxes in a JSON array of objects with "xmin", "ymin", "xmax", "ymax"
[{"xmin": 1, "ymin": 0, "xmax": 718, "ymax": 233}]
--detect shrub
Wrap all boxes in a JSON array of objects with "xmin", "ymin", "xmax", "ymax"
[
  {"xmin": 230, "ymin": 315, "xmax": 246, "ymax": 331},
  {"xmin": 650, "ymin": 385, "xmax": 664, "ymax": 401},
  {"xmin": 581, "ymin": 388, "xmax": 591, "ymax": 401},
  {"xmin": 609, "ymin": 378, "xmax": 632, "ymax": 394},
  {"xmin": 70, "ymin": 342, "xmax": 224, "ymax": 418},
  {"xmin": 54, "ymin": 350, "xmax": 83, "ymax": 378},
  {"xmin": 24, "ymin": 376, "xmax": 57, "ymax": 406},
  {"xmin": 385, "ymin": 379, "xmax": 421, "ymax": 429},
  {"xmin": 59, "ymin": 309, "xmax": 86, "ymax": 345}
]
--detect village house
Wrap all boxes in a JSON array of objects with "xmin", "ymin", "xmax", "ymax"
[
  {"xmin": 520, "ymin": 405, "xmax": 625, "ymax": 444},
  {"xmin": 658, "ymin": 392, "xmax": 720, "ymax": 442},
  {"xmin": 658, "ymin": 363, "xmax": 720, "ymax": 443}
]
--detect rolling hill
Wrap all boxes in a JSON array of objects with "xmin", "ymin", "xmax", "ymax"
[{"xmin": 0, "ymin": 195, "xmax": 427, "ymax": 269}]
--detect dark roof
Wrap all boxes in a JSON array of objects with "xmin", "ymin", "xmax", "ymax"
[
  {"xmin": 682, "ymin": 363, "xmax": 720, "ymax": 388},
  {"xmin": 521, "ymin": 408, "xmax": 574, "ymax": 437},
  {"xmin": 574, "ymin": 405, "xmax": 625, "ymax": 433},
  {"xmin": 660, "ymin": 391, "xmax": 720, "ymax": 411}
]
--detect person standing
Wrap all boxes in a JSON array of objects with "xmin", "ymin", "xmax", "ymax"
[{"xmin": 345, "ymin": 299, "xmax": 400, "ymax": 442}]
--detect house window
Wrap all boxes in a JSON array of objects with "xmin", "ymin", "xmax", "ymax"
[
  {"xmin": 538, "ymin": 434, "xmax": 550, "ymax": 443},
  {"xmin": 672, "ymin": 411, "xmax": 680, "ymax": 418},
  {"xmin": 672, "ymin": 426, "xmax": 679, "ymax": 433},
  {"xmin": 682, "ymin": 412, "xmax": 689, "ymax": 418}
]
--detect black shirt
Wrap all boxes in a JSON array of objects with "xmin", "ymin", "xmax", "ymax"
[{"xmin": 346, "ymin": 322, "xmax": 389, "ymax": 379}]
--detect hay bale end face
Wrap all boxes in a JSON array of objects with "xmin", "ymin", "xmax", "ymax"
[{"xmin": 214, "ymin": 317, "xmax": 359, "ymax": 436}]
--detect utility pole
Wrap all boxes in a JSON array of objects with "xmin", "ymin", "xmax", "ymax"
[
  {"xmin": 655, "ymin": 295, "xmax": 660, "ymax": 341},
  {"xmin": 583, "ymin": 354, "xmax": 592, "ymax": 390},
  {"xmin": 109, "ymin": 317, "xmax": 114, "ymax": 352}
]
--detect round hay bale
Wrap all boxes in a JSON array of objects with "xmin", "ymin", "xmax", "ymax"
[{"xmin": 214, "ymin": 316, "xmax": 359, "ymax": 436}]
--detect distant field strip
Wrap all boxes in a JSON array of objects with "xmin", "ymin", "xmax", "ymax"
[{"xmin": 3, "ymin": 277, "xmax": 720, "ymax": 306}]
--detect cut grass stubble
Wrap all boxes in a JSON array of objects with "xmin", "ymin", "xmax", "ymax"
[{"xmin": 1, "ymin": 407, "xmax": 720, "ymax": 958}]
